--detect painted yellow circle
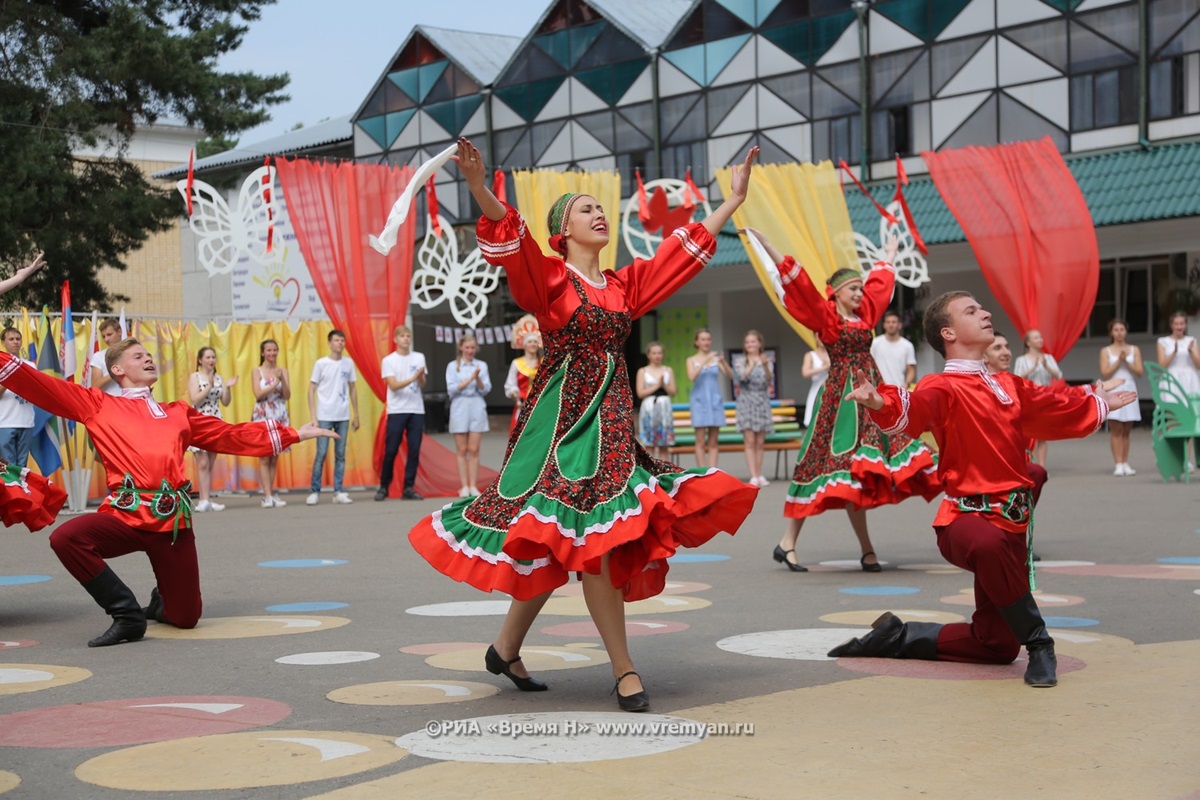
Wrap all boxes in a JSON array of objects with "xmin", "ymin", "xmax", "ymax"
[
  {"xmin": 425, "ymin": 644, "xmax": 609, "ymax": 673},
  {"xmin": 0, "ymin": 664, "xmax": 91, "ymax": 696},
  {"xmin": 542, "ymin": 594, "xmax": 711, "ymax": 617},
  {"xmin": 0, "ymin": 771, "xmax": 19, "ymax": 793},
  {"xmin": 145, "ymin": 615, "xmax": 350, "ymax": 640},
  {"xmin": 820, "ymin": 609, "xmax": 966, "ymax": 626},
  {"xmin": 327, "ymin": 680, "xmax": 500, "ymax": 706},
  {"xmin": 75, "ymin": 730, "xmax": 406, "ymax": 791}
]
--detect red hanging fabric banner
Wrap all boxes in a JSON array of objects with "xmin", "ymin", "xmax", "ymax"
[
  {"xmin": 684, "ymin": 167, "xmax": 705, "ymax": 208},
  {"xmin": 492, "ymin": 169, "xmax": 507, "ymax": 205},
  {"xmin": 426, "ymin": 178, "xmax": 442, "ymax": 237},
  {"xmin": 922, "ymin": 137, "xmax": 1099, "ymax": 359},
  {"xmin": 185, "ymin": 149, "xmax": 195, "ymax": 216},
  {"xmin": 838, "ymin": 160, "xmax": 898, "ymax": 225},
  {"xmin": 274, "ymin": 157, "xmax": 498, "ymax": 497},
  {"xmin": 893, "ymin": 156, "xmax": 927, "ymax": 256},
  {"xmin": 635, "ymin": 168, "xmax": 651, "ymax": 225},
  {"xmin": 262, "ymin": 156, "xmax": 274, "ymax": 253}
]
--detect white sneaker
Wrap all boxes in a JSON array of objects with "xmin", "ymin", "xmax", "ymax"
[
  {"xmin": 756, "ymin": 476, "xmax": 770, "ymax": 487},
  {"xmin": 458, "ymin": 487, "xmax": 470, "ymax": 498},
  {"xmin": 208, "ymin": 500, "xmax": 225, "ymax": 512},
  {"xmin": 1122, "ymin": 463, "xmax": 1136, "ymax": 476},
  {"xmin": 468, "ymin": 486, "xmax": 481, "ymax": 496},
  {"xmin": 271, "ymin": 496, "xmax": 287, "ymax": 507},
  {"xmin": 1113, "ymin": 464, "xmax": 1125, "ymax": 476},
  {"xmin": 194, "ymin": 500, "xmax": 211, "ymax": 512},
  {"xmin": 261, "ymin": 497, "xmax": 274, "ymax": 508},
  {"xmin": 333, "ymin": 492, "xmax": 354, "ymax": 504},
  {"xmin": 306, "ymin": 492, "xmax": 320, "ymax": 506}
]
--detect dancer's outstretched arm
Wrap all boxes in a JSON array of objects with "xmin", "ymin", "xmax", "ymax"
[
  {"xmin": 700, "ymin": 147, "xmax": 758, "ymax": 237},
  {"xmin": 0, "ymin": 253, "xmax": 45, "ymax": 295}
]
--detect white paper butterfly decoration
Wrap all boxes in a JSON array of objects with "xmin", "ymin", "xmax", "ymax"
[
  {"xmin": 411, "ymin": 215, "xmax": 501, "ymax": 328},
  {"xmin": 176, "ymin": 166, "xmax": 277, "ymax": 276},
  {"xmin": 852, "ymin": 199, "xmax": 929, "ymax": 289}
]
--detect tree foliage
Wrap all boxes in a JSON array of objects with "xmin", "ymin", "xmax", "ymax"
[{"xmin": 0, "ymin": 0, "xmax": 288, "ymax": 309}]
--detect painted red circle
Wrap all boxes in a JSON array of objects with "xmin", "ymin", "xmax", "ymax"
[
  {"xmin": 0, "ymin": 695, "xmax": 291, "ymax": 748},
  {"xmin": 0, "ymin": 640, "xmax": 37, "ymax": 650},
  {"xmin": 835, "ymin": 653, "xmax": 1085, "ymax": 681},
  {"xmin": 540, "ymin": 619, "xmax": 690, "ymax": 637}
]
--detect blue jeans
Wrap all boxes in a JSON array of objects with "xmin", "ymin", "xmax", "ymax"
[
  {"xmin": 0, "ymin": 427, "xmax": 31, "ymax": 468},
  {"xmin": 310, "ymin": 419, "xmax": 349, "ymax": 493}
]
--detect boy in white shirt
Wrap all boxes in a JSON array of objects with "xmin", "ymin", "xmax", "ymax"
[
  {"xmin": 0, "ymin": 328, "xmax": 37, "ymax": 467},
  {"xmin": 870, "ymin": 310, "xmax": 917, "ymax": 387},
  {"xmin": 306, "ymin": 329, "xmax": 359, "ymax": 505},
  {"xmin": 88, "ymin": 319, "xmax": 125, "ymax": 396},
  {"xmin": 377, "ymin": 326, "xmax": 427, "ymax": 501}
]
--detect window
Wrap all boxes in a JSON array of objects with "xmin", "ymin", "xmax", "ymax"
[
  {"xmin": 1070, "ymin": 66, "xmax": 1138, "ymax": 131},
  {"xmin": 871, "ymin": 106, "xmax": 911, "ymax": 160},
  {"xmin": 813, "ymin": 113, "xmax": 860, "ymax": 165},
  {"xmin": 1084, "ymin": 257, "xmax": 1172, "ymax": 338},
  {"xmin": 1149, "ymin": 57, "xmax": 1186, "ymax": 119}
]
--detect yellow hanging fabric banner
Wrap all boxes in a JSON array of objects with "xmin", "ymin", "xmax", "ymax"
[
  {"xmin": 715, "ymin": 161, "xmax": 859, "ymax": 348},
  {"xmin": 510, "ymin": 169, "xmax": 622, "ymax": 273}
]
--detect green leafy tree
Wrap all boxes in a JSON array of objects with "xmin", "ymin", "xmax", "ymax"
[{"xmin": 0, "ymin": 1, "xmax": 288, "ymax": 309}]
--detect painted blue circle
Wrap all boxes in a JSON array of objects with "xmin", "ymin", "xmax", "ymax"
[
  {"xmin": 1043, "ymin": 616, "xmax": 1100, "ymax": 628},
  {"xmin": 838, "ymin": 586, "xmax": 921, "ymax": 596},
  {"xmin": 258, "ymin": 559, "xmax": 348, "ymax": 568},
  {"xmin": 0, "ymin": 575, "xmax": 52, "ymax": 587},
  {"xmin": 1157, "ymin": 556, "xmax": 1200, "ymax": 565},
  {"xmin": 265, "ymin": 602, "xmax": 349, "ymax": 613},
  {"xmin": 668, "ymin": 554, "xmax": 730, "ymax": 563}
]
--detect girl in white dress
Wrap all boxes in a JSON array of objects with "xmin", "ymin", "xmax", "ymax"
[
  {"xmin": 251, "ymin": 339, "xmax": 291, "ymax": 506},
  {"xmin": 1156, "ymin": 311, "xmax": 1200, "ymax": 470},
  {"xmin": 187, "ymin": 347, "xmax": 237, "ymax": 512},
  {"xmin": 635, "ymin": 342, "xmax": 676, "ymax": 461},
  {"xmin": 1014, "ymin": 329, "xmax": 1062, "ymax": 466},
  {"xmin": 801, "ymin": 343, "xmax": 829, "ymax": 428},
  {"xmin": 1099, "ymin": 319, "xmax": 1143, "ymax": 476},
  {"xmin": 446, "ymin": 334, "xmax": 491, "ymax": 497}
]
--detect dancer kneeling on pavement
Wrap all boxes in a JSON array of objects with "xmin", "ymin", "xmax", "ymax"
[
  {"xmin": 408, "ymin": 138, "xmax": 759, "ymax": 712},
  {"xmin": 829, "ymin": 291, "xmax": 1135, "ymax": 687},
  {"xmin": 0, "ymin": 339, "xmax": 338, "ymax": 647}
]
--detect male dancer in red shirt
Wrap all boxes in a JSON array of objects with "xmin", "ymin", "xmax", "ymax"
[
  {"xmin": 829, "ymin": 291, "xmax": 1134, "ymax": 687},
  {"xmin": 0, "ymin": 338, "xmax": 337, "ymax": 646}
]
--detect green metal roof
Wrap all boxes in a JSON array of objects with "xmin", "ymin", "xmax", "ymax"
[{"xmin": 844, "ymin": 139, "xmax": 1200, "ymax": 246}]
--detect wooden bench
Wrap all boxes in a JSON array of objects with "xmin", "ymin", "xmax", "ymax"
[
  {"xmin": 1146, "ymin": 363, "xmax": 1200, "ymax": 483},
  {"xmin": 666, "ymin": 401, "xmax": 806, "ymax": 479}
]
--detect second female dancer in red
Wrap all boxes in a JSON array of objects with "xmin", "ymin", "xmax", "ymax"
[
  {"xmin": 745, "ymin": 230, "xmax": 940, "ymax": 572},
  {"xmin": 409, "ymin": 140, "xmax": 760, "ymax": 712}
]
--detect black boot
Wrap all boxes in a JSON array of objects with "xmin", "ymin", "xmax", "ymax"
[
  {"xmin": 827, "ymin": 612, "xmax": 942, "ymax": 659},
  {"xmin": 82, "ymin": 566, "xmax": 147, "ymax": 647},
  {"xmin": 998, "ymin": 592, "xmax": 1057, "ymax": 688},
  {"xmin": 143, "ymin": 586, "xmax": 164, "ymax": 623}
]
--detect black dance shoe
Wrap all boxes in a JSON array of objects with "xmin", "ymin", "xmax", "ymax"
[
  {"xmin": 773, "ymin": 545, "xmax": 808, "ymax": 572},
  {"xmin": 485, "ymin": 644, "xmax": 548, "ymax": 692},
  {"xmin": 860, "ymin": 551, "xmax": 883, "ymax": 572},
  {"xmin": 611, "ymin": 671, "xmax": 650, "ymax": 712}
]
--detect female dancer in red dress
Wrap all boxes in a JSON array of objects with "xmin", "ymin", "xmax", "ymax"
[
  {"xmin": 744, "ymin": 230, "xmax": 940, "ymax": 573},
  {"xmin": 504, "ymin": 315, "xmax": 541, "ymax": 434},
  {"xmin": 410, "ymin": 140, "xmax": 760, "ymax": 711}
]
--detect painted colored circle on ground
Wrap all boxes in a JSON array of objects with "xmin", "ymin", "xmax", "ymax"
[
  {"xmin": 0, "ymin": 641, "xmax": 37, "ymax": 651},
  {"xmin": 395, "ymin": 712, "xmax": 705, "ymax": 763},
  {"xmin": 838, "ymin": 586, "xmax": 921, "ymax": 596},
  {"xmin": 821, "ymin": 609, "xmax": 965, "ymax": 626},
  {"xmin": 258, "ymin": 559, "xmax": 347, "ymax": 568},
  {"xmin": 896, "ymin": 563, "xmax": 962, "ymax": 574},
  {"xmin": 1042, "ymin": 616, "xmax": 1099, "ymax": 628},
  {"xmin": 406, "ymin": 600, "xmax": 512, "ymax": 617},
  {"xmin": 813, "ymin": 559, "xmax": 891, "ymax": 571},
  {"xmin": 668, "ymin": 553, "xmax": 730, "ymax": 563},
  {"xmin": 1157, "ymin": 556, "xmax": 1200, "ymax": 565},
  {"xmin": 540, "ymin": 619, "xmax": 690, "ymax": 638},
  {"xmin": 0, "ymin": 664, "xmax": 90, "ymax": 696},
  {"xmin": 75, "ymin": 730, "xmax": 406, "ymax": 791},
  {"xmin": 836, "ymin": 652, "xmax": 1086, "ymax": 680},
  {"xmin": 144, "ymin": 616, "xmax": 349, "ymax": 640},
  {"xmin": 0, "ymin": 695, "xmax": 292, "ymax": 748},
  {"xmin": 541, "ymin": 594, "xmax": 711, "ymax": 617},
  {"xmin": 1033, "ymin": 560, "xmax": 1095, "ymax": 568},
  {"xmin": 551, "ymin": 580, "xmax": 712, "ymax": 597},
  {"xmin": 1036, "ymin": 563, "xmax": 1200, "ymax": 580},
  {"xmin": 941, "ymin": 591, "xmax": 1086, "ymax": 608},
  {"xmin": 0, "ymin": 575, "xmax": 52, "ymax": 586},
  {"xmin": 275, "ymin": 651, "xmax": 380, "ymax": 666},
  {"xmin": 327, "ymin": 680, "xmax": 499, "ymax": 706},
  {"xmin": 717, "ymin": 629, "xmax": 865, "ymax": 662},
  {"xmin": 266, "ymin": 602, "xmax": 349, "ymax": 613},
  {"xmin": 399, "ymin": 642, "xmax": 488, "ymax": 656},
  {"xmin": 425, "ymin": 643, "xmax": 608, "ymax": 673},
  {"xmin": 0, "ymin": 772, "xmax": 17, "ymax": 794}
]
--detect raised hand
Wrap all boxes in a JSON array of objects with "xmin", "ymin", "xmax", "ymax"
[
  {"xmin": 452, "ymin": 137, "xmax": 486, "ymax": 187},
  {"xmin": 844, "ymin": 369, "xmax": 884, "ymax": 410},
  {"xmin": 226, "ymin": 375, "xmax": 239, "ymax": 388},
  {"xmin": 728, "ymin": 146, "xmax": 760, "ymax": 201},
  {"xmin": 740, "ymin": 226, "xmax": 784, "ymax": 265},
  {"xmin": 883, "ymin": 235, "xmax": 899, "ymax": 264},
  {"xmin": 298, "ymin": 422, "xmax": 339, "ymax": 442}
]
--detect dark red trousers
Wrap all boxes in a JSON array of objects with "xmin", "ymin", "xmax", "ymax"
[
  {"xmin": 49, "ymin": 514, "xmax": 202, "ymax": 629},
  {"xmin": 934, "ymin": 513, "xmax": 1030, "ymax": 664}
]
